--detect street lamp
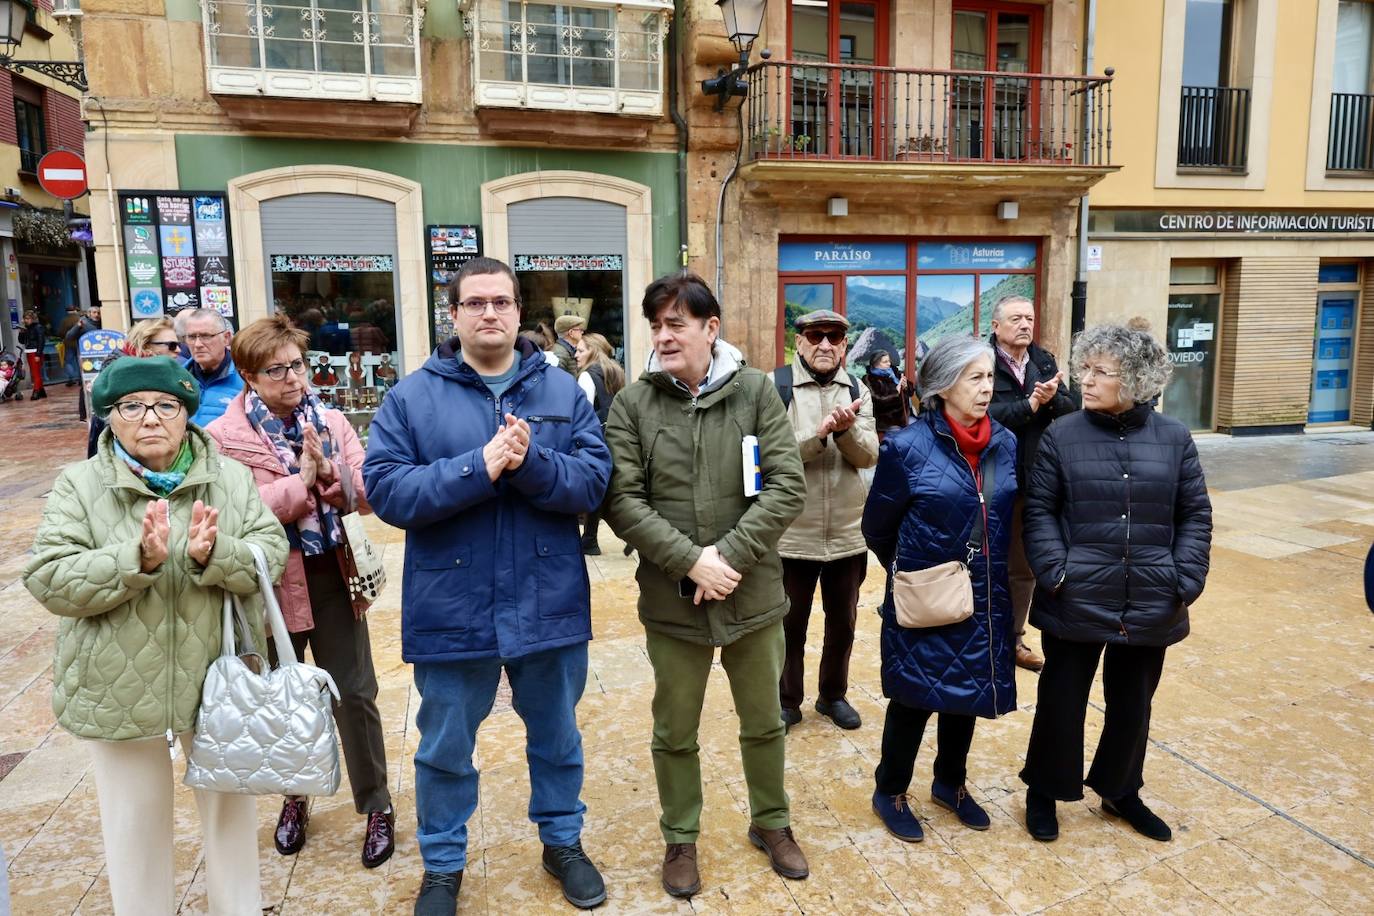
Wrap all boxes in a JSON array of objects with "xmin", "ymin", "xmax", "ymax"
[
  {"xmin": 702, "ymin": 0, "xmax": 768, "ymax": 111},
  {"xmin": 0, "ymin": 0, "xmax": 88, "ymax": 92}
]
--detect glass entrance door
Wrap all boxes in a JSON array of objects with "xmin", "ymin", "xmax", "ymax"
[
  {"xmin": 952, "ymin": 2, "xmax": 1041, "ymax": 160},
  {"xmin": 1163, "ymin": 292, "xmax": 1221, "ymax": 431},
  {"xmin": 781, "ymin": 277, "xmax": 841, "ymax": 365},
  {"xmin": 789, "ymin": 0, "xmax": 886, "ymax": 158},
  {"xmin": 1310, "ymin": 293, "xmax": 1356, "ymax": 423}
]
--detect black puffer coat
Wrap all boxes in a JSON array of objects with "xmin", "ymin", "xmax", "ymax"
[
  {"xmin": 1023, "ymin": 403, "xmax": 1212, "ymax": 647},
  {"xmin": 986, "ymin": 335, "xmax": 1079, "ymax": 485}
]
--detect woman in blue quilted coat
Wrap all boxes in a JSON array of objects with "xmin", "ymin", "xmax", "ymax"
[
  {"xmin": 862, "ymin": 336, "xmax": 1018, "ymax": 843},
  {"xmin": 1019, "ymin": 325, "xmax": 1212, "ymax": 846}
]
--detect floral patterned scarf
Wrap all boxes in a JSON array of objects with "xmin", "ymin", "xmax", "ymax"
[
  {"xmin": 244, "ymin": 388, "xmax": 344, "ymax": 556},
  {"xmin": 114, "ymin": 438, "xmax": 193, "ymax": 498}
]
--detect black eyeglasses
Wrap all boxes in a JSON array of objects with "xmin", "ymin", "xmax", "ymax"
[
  {"xmin": 801, "ymin": 328, "xmax": 847, "ymax": 346},
  {"xmin": 259, "ymin": 359, "xmax": 309, "ymax": 381},
  {"xmin": 457, "ymin": 297, "xmax": 519, "ymax": 316},
  {"xmin": 112, "ymin": 400, "xmax": 184, "ymax": 422}
]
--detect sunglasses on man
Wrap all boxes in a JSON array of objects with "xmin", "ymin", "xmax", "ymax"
[{"xmin": 801, "ymin": 327, "xmax": 847, "ymax": 346}]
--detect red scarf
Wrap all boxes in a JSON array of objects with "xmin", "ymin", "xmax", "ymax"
[{"xmin": 945, "ymin": 411, "xmax": 991, "ymax": 473}]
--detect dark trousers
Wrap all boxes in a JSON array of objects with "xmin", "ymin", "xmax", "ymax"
[
  {"xmin": 874, "ymin": 700, "xmax": 976, "ymax": 794},
  {"xmin": 1019, "ymin": 630, "xmax": 1167, "ymax": 801},
  {"xmin": 270, "ymin": 554, "xmax": 392, "ymax": 813},
  {"xmin": 779, "ymin": 554, "xmax": 867, "ymax": 710},
  {"xmin": 581, "ymin": 510, "xmax": 601, "ymax": 548},
  {"xmin": 1007, "ymin": 495, "xmax": 1034, "ymax": 640}
]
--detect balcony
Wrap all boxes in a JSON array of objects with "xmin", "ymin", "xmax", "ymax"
[
  {"xmin": 1327, "ymin": 92, "xmax": 1374, "ymax": 173},
  {"xmin": 1177, "ymin": 85, "xmax": 1250, "ymax": 171},
  {"xmin": 739, "ymin": 61, "xmax": 1116, "ymax": 195}
]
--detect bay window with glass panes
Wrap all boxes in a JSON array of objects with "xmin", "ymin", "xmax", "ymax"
[
  {"xmin": 203, "ymin": 1, "xmax": 423, "ymax": 103},
  {"xmin": 471, "ymin": 0, "xmax": 671, "ymax": 116}
]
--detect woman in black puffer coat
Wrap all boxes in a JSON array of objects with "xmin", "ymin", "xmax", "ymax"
[{"xmin": 1019, "ymin": 324, "xmax": 1212, "ymax": 846}]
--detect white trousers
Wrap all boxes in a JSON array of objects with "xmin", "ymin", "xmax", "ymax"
[{"xmin": 85, "ymin": 735, "xmax": 261, "ymax": 916}]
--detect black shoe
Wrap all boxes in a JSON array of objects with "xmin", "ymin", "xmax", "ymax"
[
  {"xmin": 414, "ymin": 870, "xmax": 462, "ymax": 916},
  {"xmin": 1101, "ymin": 794, "xmax": 1172, "ymax": 842},
  {"xmin": 32, "ymin": 390, "xmax": 46, "ymax": 400},
  {"xmin": 622, "ymin": 543, "xmax": 635, "ymax": 556},
  {"xmin": 815, "ymin": 697, "xmax": 861, "ymax": 730},
  {"xmin": 781, "ymin": 706, "xmax": 802, "ymax": 733},
  {"xmin": 274, "ymin": 796, "xmax": 309, "ymax": 855},
  {"xmin": 581, "ymin": 543, "xmax": 602, "ymax": 556},
  {"xmin": 1025, "ymin": 789, "xmax": 1059, "ymax": 841},
  {"xmin": 542, "ymin": 841, "xmax": 607, "ymax": 909},
  {"xmin": 362, "ymin": 807, "xmax": 395, "ymax": 868}
]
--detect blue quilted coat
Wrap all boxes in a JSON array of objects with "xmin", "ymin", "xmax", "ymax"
[{"xmin": 862, "ymin": 409, "xmax": 1018, "ymax": 718}]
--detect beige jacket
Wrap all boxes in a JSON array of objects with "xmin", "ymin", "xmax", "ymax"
[{"xmin": 773, "ymin": 357, "xmax": 879, "ymax": 561}]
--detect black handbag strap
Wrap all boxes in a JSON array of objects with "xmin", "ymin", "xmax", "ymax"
[{"xmin": 966, "ymin": 459, "xmax": 995, "ymax": 555}]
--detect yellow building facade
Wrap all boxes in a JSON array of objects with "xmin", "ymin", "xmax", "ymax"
[{"xmin": 1088, "ymin": 0, "xmax": 1374, "ymax": 432}]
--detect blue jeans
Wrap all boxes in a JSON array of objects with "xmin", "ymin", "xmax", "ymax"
[
  {"xmin": 412, "ymin": 643, "xmax": 589, "ymax": 872},
  {"xmin": 64, "ymin": 345, "xmax": 79, "ymax": 382}
]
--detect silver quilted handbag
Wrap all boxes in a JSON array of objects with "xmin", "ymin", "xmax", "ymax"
[{"xmin": 184, "ymin": 543, "xmax": 343, "ymax": 797}]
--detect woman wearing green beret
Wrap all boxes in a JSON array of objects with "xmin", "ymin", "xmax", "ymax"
[{"xmin": 22, "ymin": 356, "xmax": 289, "ymax": 916}]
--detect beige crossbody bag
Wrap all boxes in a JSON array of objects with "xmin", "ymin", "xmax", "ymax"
[{"xmin": 890, "ymin": 460, "xmax": 993, "ymax": 629}]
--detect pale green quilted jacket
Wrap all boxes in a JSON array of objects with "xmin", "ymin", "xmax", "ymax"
[{"xmin": 23, "ymin": 426, "xmax": 288, "ymax": 741}]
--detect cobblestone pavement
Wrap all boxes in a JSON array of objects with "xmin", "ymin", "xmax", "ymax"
[{"xmin": 2, "ymin": 392, "xmax": 1372, "ymax": 914}]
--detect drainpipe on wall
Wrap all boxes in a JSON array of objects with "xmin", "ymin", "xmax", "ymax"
[
  {"xmin": 668, "ymin": 2, "xmax": 689, "ymax": 273},
  {"xmin": 1072, "ymin": 0, "xmax": 1098, "ymax": 337}
]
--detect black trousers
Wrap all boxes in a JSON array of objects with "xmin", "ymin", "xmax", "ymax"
[
  {"xmin": 270, "ymin": 553, "xmax": 392, "ymax": 813},
  {"xmin": 779, "ymin": 554, "xmax": 867, "ymax": 710},
  {"xmin": 1019, "ymin": 630, "xmax": 1167, "ymax": 801},
  {"xmin": 874, "ymin": 700, "xmax": 976, "ymax": 794}
]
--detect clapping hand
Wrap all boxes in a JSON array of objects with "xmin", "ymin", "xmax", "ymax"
[
  {"xmin": 303, "ymin": 426, "xmax": 334, "ymax": 486},
  {"xmin": 1029, "ymin": 371, "xmax": 1064, "ymax": 412},
  {"xmin": 140, "ymin": 499, "xmax": 170, "ymax": 573},
  {"xmin": 187, "ymin": 500, "xmax": 219, "ymax": 566},
  {"xmin": 817, "ymin": 398, "xmax": 864, "ymax": 438},
  {"xmin": 481, "ymin": 414, "xmax": 533, "ymax": 482}
]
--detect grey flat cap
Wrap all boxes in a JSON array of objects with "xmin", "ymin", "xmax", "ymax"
[{"xmin": 794, "ymin": 308, "xmax": 849, "ymax": 330}]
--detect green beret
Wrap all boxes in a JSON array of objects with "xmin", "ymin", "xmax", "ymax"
[{"xmin": 91, "ymin": 356, "xmax": 200, "ymax": 417}]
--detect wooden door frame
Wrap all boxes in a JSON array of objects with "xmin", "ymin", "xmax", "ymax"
[
  {"xmin": 785, "ymin": 0, "xmax": 891, "ymax": 158},
  {"xmin": 951, "ymin": 0, "xmax": 1045, "ymax": 160},
  {"xmin": 777, "ymin": 274, "xmax": 844, "ymax": 366}
]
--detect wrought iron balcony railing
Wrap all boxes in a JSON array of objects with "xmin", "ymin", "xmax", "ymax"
[
  {"xmin": 743, "ymin": 61, "xmax": 1114, "ymax": 167},
  {"xmin": 1327, "ymin": 92, "xmax": 1374, "ymax": 172},
  {"xmin": 1177, "ymin": 85, "xmax": 1250, "ymax": 170}
]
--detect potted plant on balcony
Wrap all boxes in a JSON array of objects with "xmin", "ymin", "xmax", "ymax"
[{"xmin": 894, "ymin": 134, "xmax": 947, "ymax": 161}]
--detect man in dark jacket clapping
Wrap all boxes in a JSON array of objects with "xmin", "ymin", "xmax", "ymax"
[
  {"xmin": 986, "ymin": 295, "xmax": 1079, "ymax": 671},
  {"xmin": 364, "ymin": 257, "xmax": 612, "ymax": 916}
]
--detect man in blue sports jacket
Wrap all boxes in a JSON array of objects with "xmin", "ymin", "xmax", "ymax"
[{"xmin": 363, "ymin": 257, "xmax": 612, "ymax": 916}]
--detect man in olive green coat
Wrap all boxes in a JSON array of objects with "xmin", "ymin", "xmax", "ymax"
[{"xmin": 604, "ymin": 273, "xmax": 807, "ymax": 900}]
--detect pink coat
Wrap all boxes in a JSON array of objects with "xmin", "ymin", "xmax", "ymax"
[{"xmin": 207, "ymin": 391, "xmax": 370, "ymax": 633}]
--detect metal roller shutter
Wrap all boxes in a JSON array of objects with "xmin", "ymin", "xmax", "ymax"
[{"xmin": 508, "ymin": 197, "xmax": 627, "ymax": 255}]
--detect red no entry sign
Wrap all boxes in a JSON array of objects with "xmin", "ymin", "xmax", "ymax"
[{"xmin": 37, "ymin": 150, "xmax": 88, "ymax": 200}]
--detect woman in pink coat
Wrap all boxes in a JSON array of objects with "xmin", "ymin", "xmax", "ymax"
[{"xmin": 206, "ymin": 314, "xmax": 394, "ymax": 870}]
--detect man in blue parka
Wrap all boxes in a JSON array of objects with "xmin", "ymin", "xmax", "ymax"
[{"xmin": 363, "ymin": 257, "xmax": 612, "ymax": 916}]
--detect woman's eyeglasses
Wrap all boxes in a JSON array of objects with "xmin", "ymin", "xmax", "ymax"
[
  {"xmin": 458, "ymin": 297, "xmax": 519, "ymax": 316},
  {"xmin": 1078, "ymin": 365, "xmax": 1122, "ymax": 381},
  {"xmin": 112, "ymin": 400, "xmax": 184, "ymax": 422},
  {"xmin": 260, "ymin": 359, "xmax": 309, "ymax": 381},
  {"xmin": 801, "ymin": 328, "xmax": 847, "ymax": 346}
]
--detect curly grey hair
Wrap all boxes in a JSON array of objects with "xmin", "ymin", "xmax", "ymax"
[
  {"xmin": 1071, "ymin": 324, "xmax": 1173, "ymax": 404},
  {"xmin": 916, "ymin": 335, "xmax": 995, "ymax": 412}
]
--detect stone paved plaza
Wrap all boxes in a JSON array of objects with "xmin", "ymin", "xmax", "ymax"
[{"xmin": 2, "ymin": 388, "xmax": 1372, "ymax": 914}]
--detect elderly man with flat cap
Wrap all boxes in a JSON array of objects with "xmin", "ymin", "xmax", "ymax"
[
  {"xmin": 771, "ymin": 310, "xmax": 878, "ymax": 732},
  {"xmin": 553, "ymin": 315, "xmax": 586, "ymax": 376}
]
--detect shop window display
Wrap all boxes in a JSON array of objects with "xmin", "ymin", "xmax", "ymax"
[
  {"xmin": 514, "ymin": 254, "xmax": 626, "ymax": 363},
  {"xmin": 270, "ymin": 255, "xmax": 400, "ymax": 418}
]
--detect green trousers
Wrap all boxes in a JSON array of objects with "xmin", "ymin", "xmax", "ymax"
[{"xmin": 644, "ymin": 621, "xmax": 790, "ymax": 843}]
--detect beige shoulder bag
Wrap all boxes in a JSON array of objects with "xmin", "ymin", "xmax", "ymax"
[{"xmin": 891, "ymin": 460, "xmax": 993, "ymax": 628}]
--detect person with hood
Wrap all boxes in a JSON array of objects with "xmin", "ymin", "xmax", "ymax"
[
  {"xmin": 1019, "ymin": 324, "xmax": 1212, "ymax": 845},
  {"xmin": 862, "ymin": 335, "xmax": 1019, "ymax": 843},
  {"xmin": 603, "ymin": 273, "xmax": 808, "ymax": 899},
  {"xmin": 363, "ymin": 257, "xmax": 612, "ymax": 916}
]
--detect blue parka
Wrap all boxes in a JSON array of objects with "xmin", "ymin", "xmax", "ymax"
[
  {"xmin": 184, "ymin": 354, "xmax": 244, "ymax": 428},
  {"xmin": 362, "ymin": 336, "xmax": 611, "ymax": 663},
  {"xmin": 862, "ymin": 409, "xmax": 1018, "ymax": 719}
]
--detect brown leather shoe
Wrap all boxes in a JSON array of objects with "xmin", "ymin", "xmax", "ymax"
[
  {"xmin": 362, "ymin": 807, "xmax": 395, "ymax": 869},
  {"xmin": 1015, "ymin": 642, "xmax": 1044, "ymax": 672},
  {"xmin": 274, "ymin": 796, "xmax": 308, "ymax": 856},
  {"xmin": 662, "ymin": 843, "xmax": 700, "ymax": 898},
  {"xmin": 747, "ymin": 825, "xmax": 809, "ymax": 879}
]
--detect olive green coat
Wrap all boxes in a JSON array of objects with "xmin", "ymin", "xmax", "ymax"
[
  {"xmin": 23, "ymin": 427, "xmax": 288, "ymax": 741},
  {"xmin": 603, "ymin": 344, "xmax": 806, "ymax": 646}
]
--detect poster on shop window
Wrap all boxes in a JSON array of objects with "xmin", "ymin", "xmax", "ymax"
[
  {"xmin": 426, "ymin": 225, "xmax": 482, "ymax": 348},
  {"xmin": 117, "ymin": 192, "xmax": 238, "ymax": 326}
]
